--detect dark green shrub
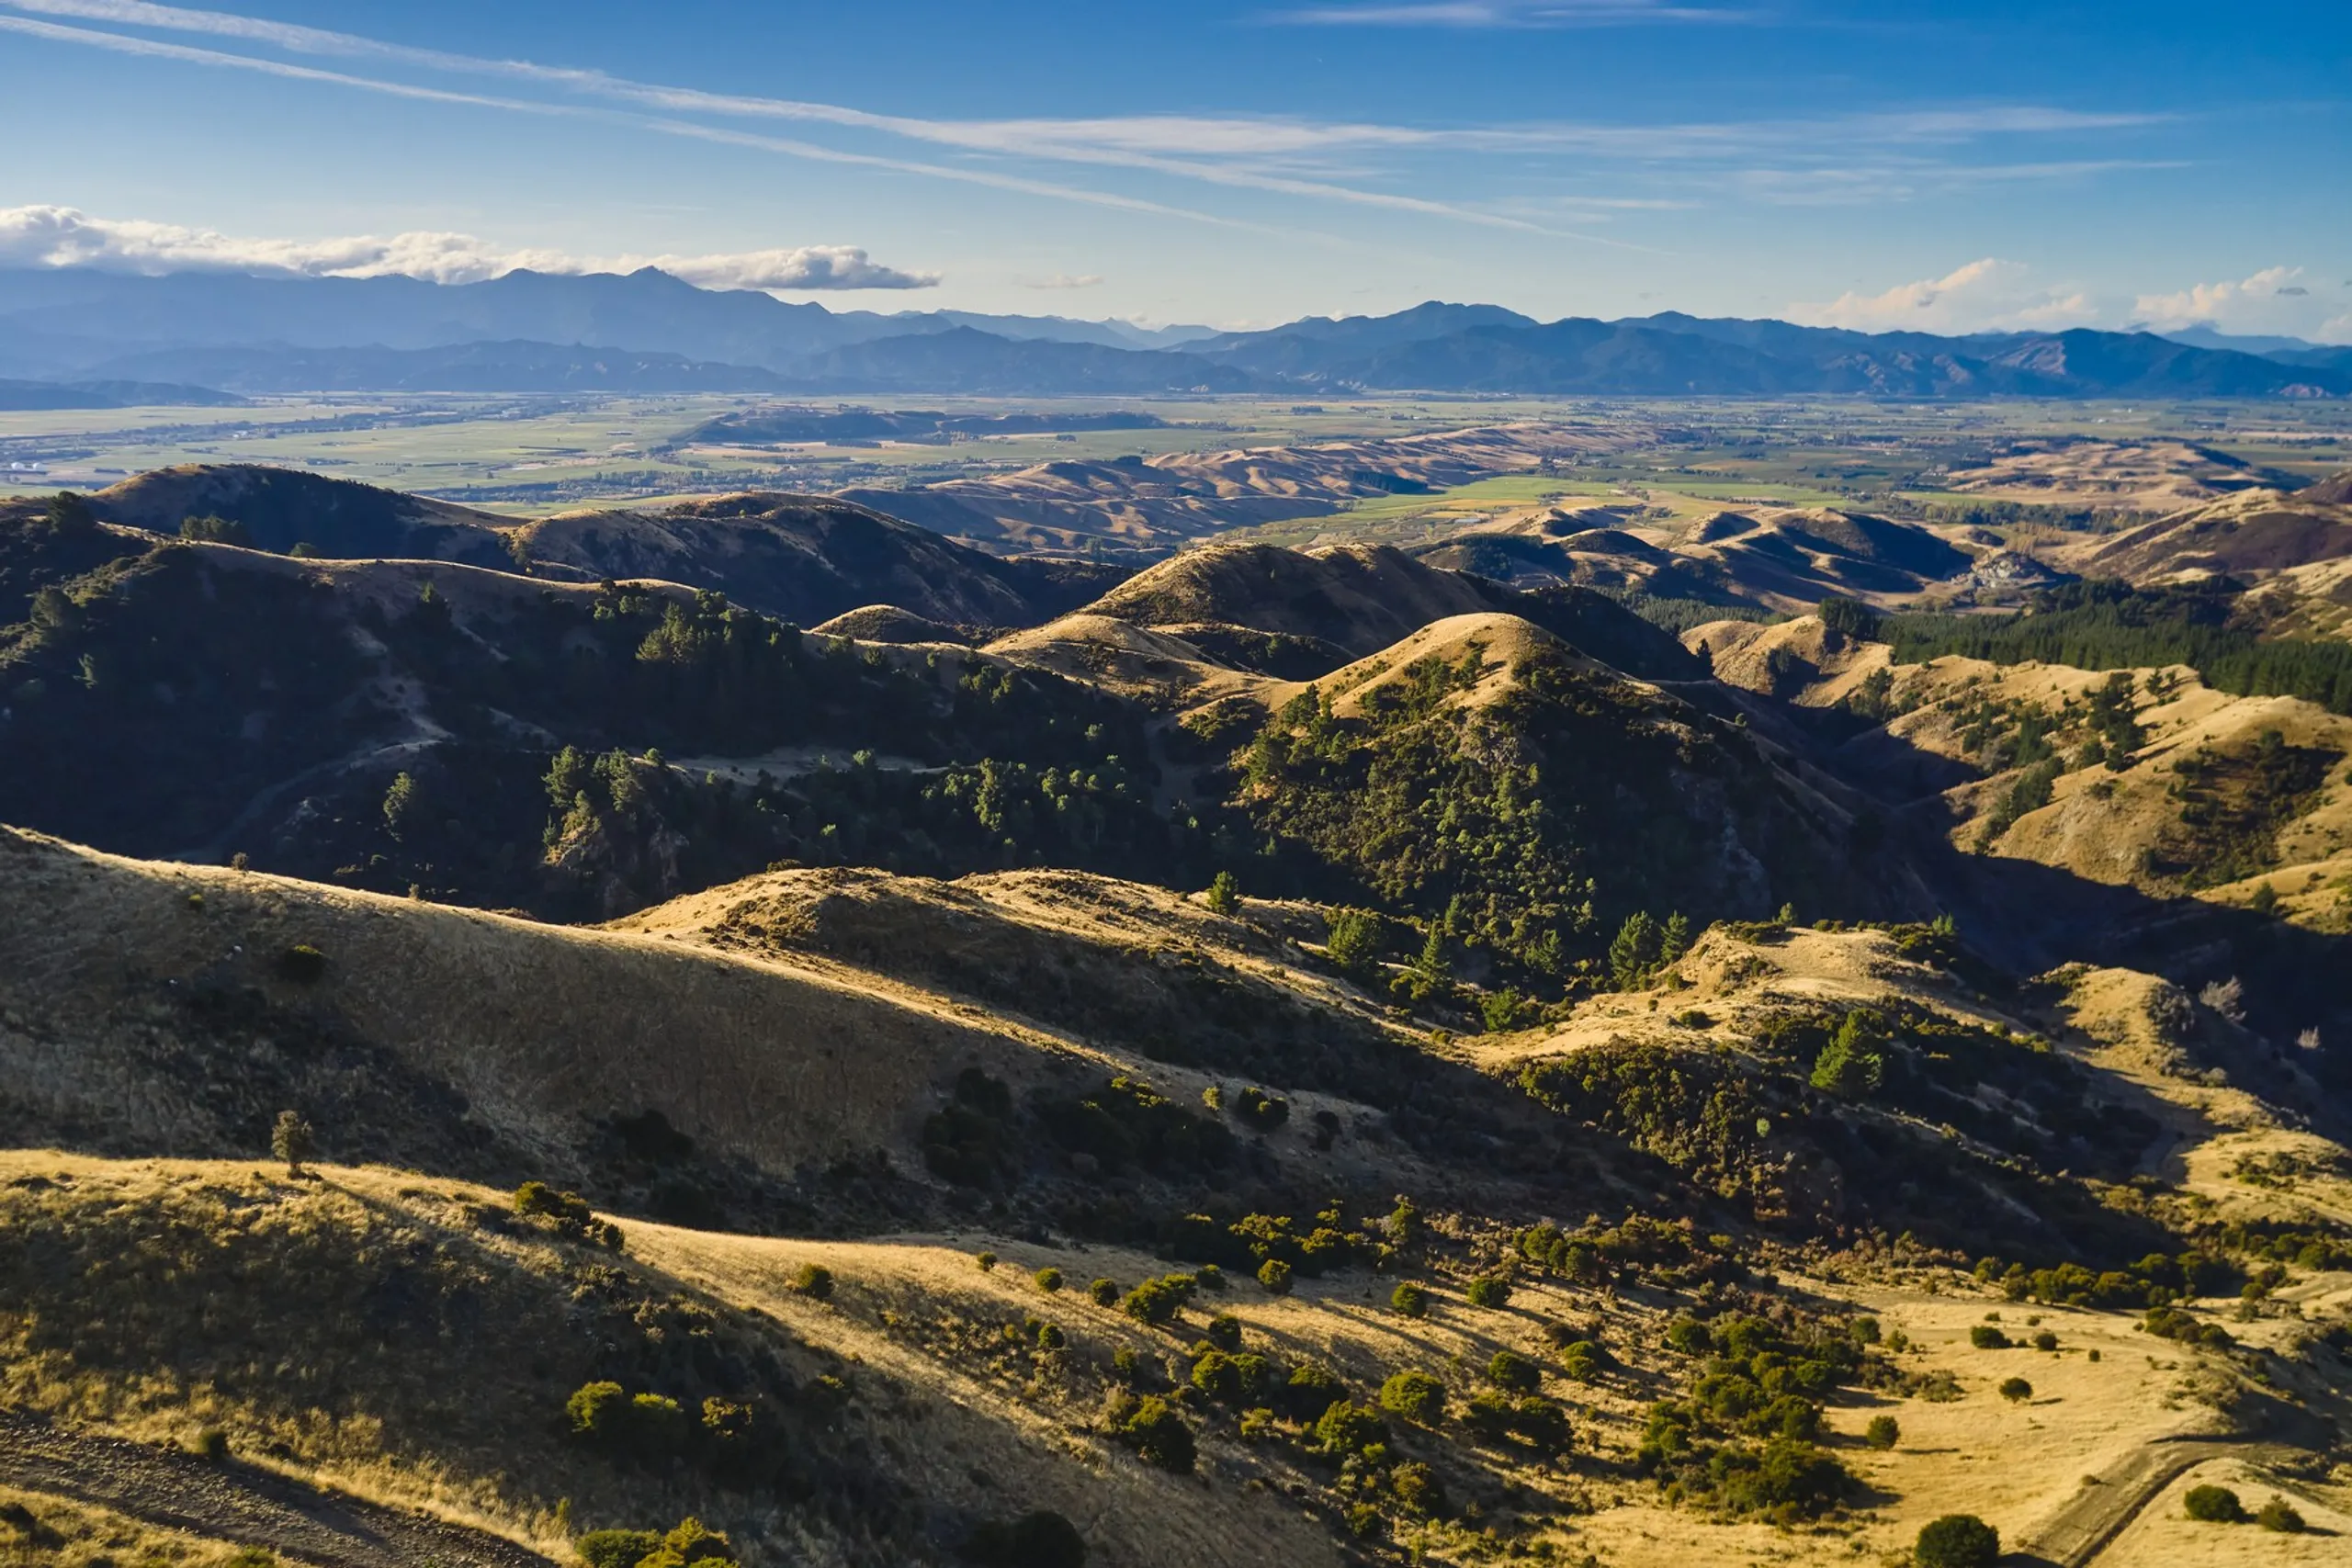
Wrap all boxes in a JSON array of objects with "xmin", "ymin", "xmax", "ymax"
[
  {"xmin": 1464, "ymin": 1275, "xmax": 1511, "ymax": 1309},
  {"xmin": 1111, "ymin": 1395, "xmax": 1195, "ymax": 1473},
  {"xmin": 1391, "ymin": 1461, "xmax": 1447, "ymax": 1519},
  {"xmin": 1913, "ymin": 1513, "xmax": 1999, "ymax": 1568},
  {"xmin": 1204, "ymin": 870, "xmax": 1240, "ymax": 916},
  {"xmin": 566, "ymin": 1381, "xmax": 629, "ymax": 1441},
  {"xmin": 269, "ymin": 1110, "xmax": 315, "ymax": 1177},
  {"xmin": 975, "ymin": 1251, "xmax": 997, "ymax": 1271},
  {"xmin": 1190, "ymin": 1351, "xmax": 1240, "ymax": 1402},
  {"xmin": 793, "ymin": 1262, "xmax": 834, "ymax": 1300},
  {"xmin": 2256, "ymin": 1496, "xmax": 2306, "ymax": 1533},
  {"xmin": 1089, "ymin": 1277, "xmax": 1119, "ymax": 1305},
  {"xmin": 629, "ymin": 1393, "xmax": 689, "ymax": 1452},
  {"xmin": 1559, "ymin": 1340, "xmax": 1600, "ymax": 1382},
  {"xmin": 1997, "ymin": 1377, "xmax": 2032, "ymax": 1404},
  {"xmin": 1257, "ymin": 1258, "xmax": 1294, "ymax": 1296},
  {"xmin": 1283, "ymin": 1362, "xmax": 1344, "ymax": 1419},
  {"xmin": 1124, "ymin": 1274, "xmax": 1193, "ymax": 1325},
  {"xmin": 192, "ymin": 1427, "xmax": 229, "ymax": 1461},
  {"xmin": 1378, "ymin": 1370, "xmax": 1446, "ymax": 1425},
  {"xmin": 2184, "ymin": 1484, "xmax": 2245, "ymax": 1523},
  {"xmin": 1312, "ymin": 1400, "xmax": 1388, "ymax": 1456},
  {"xmin": 277, "ymin": 944, "xmax": 328, "ymax": 983},
  {"xmin": 1035, "ymin": 1322, "xmax": 1066, "ymax": 1350},
  {"xmin": 1203, "ymin": 1313, "xmax": 1242, "ymax": 1351},
  {"xmin": 1035, "ymin": 1267, "xmax": 1064, "ymax": 1293},
  {"xmin": 575, "ymin": 1530, "xmax": 662, "ymax": 1568},
  {"xmin": 965, "ymin": 1509, "xmax": 1087, "ymax": 1568},
  {"xmin": 649, "ymin": 1518, "xmax": 735, "ymax": 1564},
  {"xmin": 1194, "ymin": 1263, "xmax": 1226, "ymax": 1292},
  {"xmin": 1390, "ymin": 1281, "xmax": 1428, "ymax": 1317},
  {"xmin": 1324, "ymin": 907, "xmax": 1384, "ymax": 975},
  {"xmin": 1234, "ymin": 1086, "xmax": 1290, "ymax": 1131},
  {"xmin": 2032, "ymin": 1329, "xmax": 2058, "ymax": 1351},
  {"xmin": 1486, "ymin": 1350, "xmax": 1540, "ymax": 1393},
  {"xmin": 1969, "ymin": 1325, "xmax": 2009, "ymax": 1349},
  {"xmin": 1665, "ymin": 1316, "xmax": 1712, "ymax": 1355},
  {"xmin": 1710, "ymin": 1438, "xmax": 1855, "ymax": 1520},
  {"xmin": 1864, "ymin": 1414, "xmax": 1899, "ymax": 1450}
]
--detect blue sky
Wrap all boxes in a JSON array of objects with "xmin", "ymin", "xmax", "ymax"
[{"xmin": 2, "ymin": 0, "xmax": 2346, "ymax": 337}]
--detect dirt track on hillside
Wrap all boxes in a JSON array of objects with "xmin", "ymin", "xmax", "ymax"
[{"xmin": 0, "ymin": 1407, "xmax": 555, "ymax": 1568}]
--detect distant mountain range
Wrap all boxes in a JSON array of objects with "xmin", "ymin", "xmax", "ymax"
[{"xmin": 2, "ymin": 265, "xmax": 2346, "ymax": 400}]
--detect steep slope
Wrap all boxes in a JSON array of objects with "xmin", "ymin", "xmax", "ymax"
[
  {"xmin": 88, "ymin": 464, "xmax": 521, "ymax": 566},
  {"xmin": 2057, "ymin": 481, "xmax": 2352, "ymax": 639},
  {"xmin": 1078, "ymin": 539, "xmax": 1699, "ymax": 677},
  {"xmin": 514, "ymin": 491, "xmax": 1126, "ymax": 629},
  {"xmin": 0, "ymin": 532, "xmax": 1148, "ymax": 914}
]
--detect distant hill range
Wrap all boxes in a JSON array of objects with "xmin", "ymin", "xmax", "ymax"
[
  {"xmin": 4, "ymin": 267, "xmax": 2347, "ymax": 399},
  {"xmin": 0, "ymin": 376, "xmax": 243, "ymax": 410}
]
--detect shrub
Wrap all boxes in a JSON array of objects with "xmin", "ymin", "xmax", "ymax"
[
  {"xmin": 629, "ymin": 1393, "xmax": 689, "ymax": 1452},
  {"xmin": 192, "ymin": 1427, "xmax": 229, "ymax": 1461},
  {"xmin": 1391, "ymin": 1281, "xmax": 1429, "ymax": 1317},
  {"xmin": 649, "ymin": 1518, "xmax": 735, "ymax": 1565},
  {"xmin": 1710, "ymin": 1438, "xmax": 1854, "ymax": 1519},
  {"xmin": 1283, "ymin": 1362, "xmax": 1344, "ymax": 1419},
  {"xmin": 1035, "ymin": 1267, "xmax": 1064, "ymax": 1293},
  {"xmin": 1089, "ymin": 1277, "xmax": 1120, "ymax": 1306},
  {"xmin": 1238, "ymin": 1406, "xmax": 1276, "ymax": 1442},
  {"xmin": 1257, "ymin": 1258, "xmax": 1294, "ymax": 1296},
  {"xmin": 1313, "ymin": 1400, "xmax": 1388, "ymax": 1456},
  {"xmin": 1665, "ymin": 1316, "xmax": 1712, "ymax": 1355},
  {"xmin": 277, "ymin": 943, "xmax": 328, "ymax": 983},
  {"xmin": 1194, "ymin": 1264, "xmax": 1226, "ymax": 1292},
  {"xmin": 1864, "ymin": 1414, "xmax": 1899, "ymax": 1450},
  {"xmin": 792, "ymin": 1262, "xmax": 835, "ymax": 1300},
  {"xmin": 1125, "ymin": 1274, "xmax": 1193, "ymax": 1325},
  {"xmin": 1559, "ymin": 1340, "xmax": 1600, "ymax": 1382},
  {"xmin": 1486, "ymin": 1350, "xmax": 1540, "ymax": 1393},
  {"xmin": 1969, "ymin": 1325, "xmax": 2010, "ymax": 1349},
  {"xmin": 1913, "ymin": 1514, "xmax": 1999, "ymax": 1568},
  {"xmin": 575, "ymin": 1530, "xmax": 662, "ymax": 1568},
  {"xmin": 1202, "ymin": 1313, "xmax": 1243, "ymax": 1351},
  {"xmin": 1035, "ymin": 1322, "xmax": 1066, "ymax": 1350},
  {"xmin": 269, "ymin": 1110, "xmax": 316, "ymax": 1177},
  {"xmin": 2184, "ymin": 1484, "xmax": 2246, "ymax": 1523},
  {"xmin": 1391, "ymin": 1461, "xmax": 1447, "ymax": 1519},
  {"xmin": 566, "ymin": 1381, "xmax": 630, "ymax": 1441},
  {"xmin": 1464, "ymin": 1275, "xmax": 1511, "ymax": 1309},
  {"xmin": 1112, "ymin": 1395, "xmax": 1195, "ymax": 1473},
  {"xmin": 2032, "ymin": 1329, "xmax": 2058, "ymax": 1351},
  {"xmin": 1997, "ymin": 1377, "xmax": 2033, "ymax": 1404},
  {"xmin": 1204, "ymin": 870, "xmax": 1241, "ymax": 915},
  {"xmin": 1378, "ymin": 1370, "xmax": 1446, "ymax": 1426},
  {"xmin": 1191, "ymin": 1350, "xmax": 1240, "ymax": 1402},
  {"xmin": 976, "ymin": 1251, "xmax": 998, "ymax": 1271},
  {"xmin": 2256, "ymin": 1496, "xmax": 2306, "ymax": 1533},
  {"xmin": 965, "ymin": 1510, "xmax": 1087, "ymax": 1568},
  {"xmin": 1234, "ymin": 1087, "xmax": 1290, "ymax": 1131}
]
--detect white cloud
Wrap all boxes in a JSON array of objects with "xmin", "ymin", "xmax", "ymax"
[
  {"xmin": 2132, "ymin": 266, "xmax": 2335, "ymax": 339},
  {"xmin": 1791, "ymin": 258, "xmax": 2098, "ymax": 334},
  {"xmin": 0, "ymin": 205, "xmax": 936, "ymax": 288},
  {"xmin": 1023, "ymin": 274, "xmax": 1105, "ymax": 289}
]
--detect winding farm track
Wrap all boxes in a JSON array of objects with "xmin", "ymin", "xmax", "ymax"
[
  {"xmin": 0, "ymin": 1408, "xmax": 555, "ymax": 1568},
  {"xmin": 2011, "ymin": 1403, "xmax": 2332, "ymax": 1567}
]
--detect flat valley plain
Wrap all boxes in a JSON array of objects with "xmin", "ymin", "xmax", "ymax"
[{"xmin": 6, "ymin": 392, "xmax": 2348, "ymax": 526}]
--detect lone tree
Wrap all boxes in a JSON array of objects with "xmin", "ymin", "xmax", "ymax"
[
  {"xmin": 271, "ymin": 1110, "xmax": 316, "ymax": 1177},
  {"xmin": 1915, "ymin": 1515, "xmax": 1998, "ymax": 1568}
]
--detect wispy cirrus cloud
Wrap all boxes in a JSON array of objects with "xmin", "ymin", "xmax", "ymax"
[
  {"xmin": 0, "ymin": 204, "xmax": 939, "ymax": 288},
  {"xmin": 1269, "ymin": 1, "xmax": 1756, "ymax": 26},
  {"xmin": 0, "ymin": 0, "xmax": 2170, "ymax": 249}
]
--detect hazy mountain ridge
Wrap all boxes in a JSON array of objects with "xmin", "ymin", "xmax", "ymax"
[{"xmin": 6, "ymin": 268, "xmax": 2346, "ymax": 397}]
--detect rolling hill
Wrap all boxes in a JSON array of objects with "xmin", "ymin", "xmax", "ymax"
[{"xmin": 10, "ymin": 459, "xmax": 2352, "ymax": 1568}]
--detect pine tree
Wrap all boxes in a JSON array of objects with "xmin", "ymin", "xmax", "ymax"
[
  {"xmin": 1659, "ymin": 910, "xmax": 1691, "ymax": 964},
  {"xmin": 1608, "ymin": 910, "xmax": 1659, "ymax": 990},
  {"xmin": 271, "ymin": 1110, "xmax": 316, "ymax": 1177}
]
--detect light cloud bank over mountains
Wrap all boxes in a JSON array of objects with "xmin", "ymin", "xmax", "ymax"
[
  {"xmin": 0, "ymin": 206, "xmax": 938, "ymax": 290},
  {"xmin": 1795, "ymin": 258, "xmax": 2351, "ymax": 343}
]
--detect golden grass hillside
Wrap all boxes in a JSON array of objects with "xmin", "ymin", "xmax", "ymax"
[{"xmin": 0, "ymin": 824, "xmax": 1076, "ymax": 1186}]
